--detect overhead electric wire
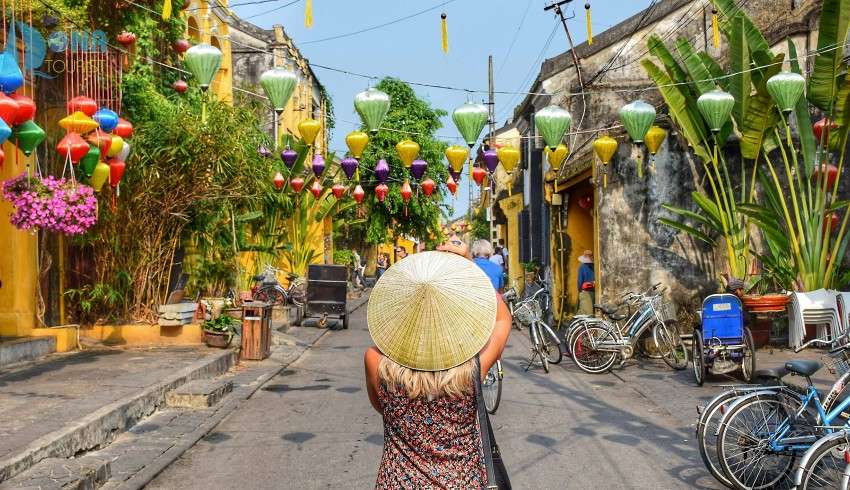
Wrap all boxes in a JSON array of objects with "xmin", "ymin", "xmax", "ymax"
[
  {"xmin": 495, "ymin": 22, "xmax": 560, "ymax": 121},
  {"xmin": 185, "ymin": 0, "xmax": 299, "ymax": 13},
  {"xmin": 494, "ymin": 0, "xmax": 533, "ymax": 77},
  {"xmin": 239, "ymin": 0, "xmax": 302, "ymax": 20}
]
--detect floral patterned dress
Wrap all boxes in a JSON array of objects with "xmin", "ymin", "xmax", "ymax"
[{"xmin": 376, "ymin": 384, "xmax": 486, "ymax": 489}]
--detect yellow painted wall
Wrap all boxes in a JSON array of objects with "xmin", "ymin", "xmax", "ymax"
[
  {"xmin": 30, "ymin": 327, "xmax": 79, "ymax": 352},
  {"xmin": 81, "ymin": 324, "xmax": 204, "ymax": 346},
  {"xmin": 564, "ymin": 183, "xmax": 595, "ymax": 311},
  {"xmin": 498, "ymin": 193, "xmax": 524, "ymax": 292}
]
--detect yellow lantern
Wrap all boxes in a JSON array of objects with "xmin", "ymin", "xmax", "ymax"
[
  {"xmin": 396, "ymin": 139, "xmax": 420, "ymax": 168},
  {"xmin": 545, "ymin": 144, "xmax": 569, "ymax": 172},
  {"xmin": 59, "ymin": 111, "xmax": 99, "ymax": 134},
  {"xmin": 497, "ymin": 145, "xmax": 521, "ymax": 196},
  {"xmin": 298, "ymin": 118, "xmax": 321, "ymax": 146},
  {"xmin": 644, "ymin": 125, "xmax": 667, "ymax": 174},
  {"xmin": 592, "ymin": 136, "xmax": 618, "ymax": 188},
  {"xmin": 345, "ymin": 131, "xmax": 368, "ymax": 159},
  {"xmin": 445, "ymin": 145, "xmax": 468, "ymax": 173},
  {"xmin": 107, "ymin": 135, "xmax": 125, "ymax": 158},
  {"xmin": 91, "ymin": 161, "xmax": 110, "ymax": 192}
]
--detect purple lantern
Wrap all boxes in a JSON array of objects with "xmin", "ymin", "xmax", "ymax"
[
  {"xmin": 258, "ymin": 145, "xmax": 272, "ymax": 158},
  {"xmin": 281, "ymin": 148, "xmax": 297, "ymax": 169},
  {"xmin": 374, "ymin": 159, "xmax": 390, "ymax": 183},
  {"xmin": 449, "ymin": 167, "xmax": 461, "ymax": 182},
  {"xmin": 312, "ymin": 154, "xmax": 326, "ymax": 177},
  {"xmin": 411, "ymin": 159, "xmax": 427, "ymax": 180},
  {"xmin": 341, "ymin": 157, "xmax": 359, "ymax": 180},
  {"xmin": 483, "ymin": 149, "xmax": 499, "ymax": 173}
]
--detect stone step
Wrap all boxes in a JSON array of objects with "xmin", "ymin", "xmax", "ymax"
[
  {"xmin": 0, "ymin": 337, "xmax": 56, "ymax": 369},
  {"xmin": 0, "ymin": 456, "xmax": 110, "ymax": 490},
  {"xmin": 165, "ymin": 378, "xmax": 234, "ymax": 409}
]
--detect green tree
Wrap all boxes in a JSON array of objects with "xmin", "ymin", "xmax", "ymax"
[{"xmin": 469, "ymin": 208, "xmax": 490, "ymax": 241}]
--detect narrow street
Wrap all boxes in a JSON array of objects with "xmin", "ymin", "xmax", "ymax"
[{"xmin": 149, "ymin": 303, "xmax": 720, "ymax": 489}]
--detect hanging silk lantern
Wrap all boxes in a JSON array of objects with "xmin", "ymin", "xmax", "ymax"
[
  {"xmin": 401, "ymin": 180, "xmax": 412, "ymax": 204},
  {"xmin": 117, "ymin": 141, "xmax": 131, "ymax": 162},
  {"xmin": 396, "ymin": 139, "xmax": 420, "ymax": 168},
  {"xmin": 117, "ymin": 32, "xmax": 136, "ymax": 66},
  {"xmin": 593, "ymin": 136, "xmax": 618, "ymax": 189},
  {"xmin": 94, "ymin": 108, "xmax": 119, "ymax": 133},
  {"xmin": 813, "ymin": 118, "xmax": 837, "ymax": 142},
  {"xmin": 374, "ymin": 159, "xmax": 390, "ymax": 183},
  {"xmin": 184, "ymin": 44, "xmax": 223, "ymax": 91},
  {"xmin": 173, "ymin": 39, "xmax": 190, "ymax": 54},
  {"xmin": 9, "ymin": 94, "xmax": 34, "ymax": 124},
  {"xmin": 107, "ymin": 135, "xmax": 125, "ymax": 158},
  {"xmin": 354, "ymin": 87, "xmax": 391, "ymax": 133},
  {"xmin": 88, "ymin": 132, "xmax": 112, "ymax": 155},
  {"xmin": 545, "ymin": 144, "xmax": 569, "ymax": 172},
  {"xmin": 579, "ymin": 194, "xmax": 593, "ymax": 210},
  {"xmin": 13, "ymin": 120, "xmax": 45, "ymax": 156},
  {"xmin": 273, "ymin": 172, "xmax": 285, "ymax": 191},
  {"xmin": 331, "ymin": 184, "xmax": 345, "ymax": 200},
  {"xmin": 79, "ymin": 146, "xmax": 101, "ymax": 178},
  {"xmin": 114, "ymin": 118, "xmax": 134, "ymax": 139},
  {"xmin": 445, "ymin": 145, "xmax": 469, "ymax": 173},
  {"xmin": 56, "ymin": 133, "xmax": 90, "ymax": 164},
  {"xmin": 311, "ymin": 154, "xmax": 325, "ymax": 177},
  {"xmin": 91, "ymin": 161, "xmax": 110, "ymax": 192},
  {"xmin": 60, "ymin": 112, "xmax": 99, "ymax": 134},
  {"xmin": 345, "ymin": 131, "xmax": 369, "ymax": 158},
  {"xmin": 173, "ymin": 80, "xmax": 188, "ymax": 94},
  {"xmin": 258, "ymin": 146, "xmax": 273, "ymax": 158},
  {"xmin": 411, "ymin": 159, "xmax": 427, "ymax": 180},
  {"xmin": 290, "ymin": 177, "xmax": 305, "ymax": 193},
  {"xmin": 767, "ymin": 71, "xmax": 806, "ymax": 113},
  {"xmin": 619, "ymin": 100, "xmax": 656, "ymax": 143},
  {"xmin": 446, "ymin": 175, "xmax": 458, "ymax": 196},
  {"xmin": 0, "ymin": 118, "xmax": 11, "ymax": 145},
  {"xmin": 813, "ymin": 163, "xmax": 839, "ymax": 189},
  {"xmin": 309, "ymin": 180, "xmax": 323, "ymax": 199},
  {"xmin": 341, "ymin": 157, "xmax": 358, "ymax": 180},
  {"xmin": 109, "ymin": 159, "xmax": 126, "ymax": 188},
  {"xmin": 162, "ymin": 0, "xmax": 173, "ymax": 20},
  {"xmin": 697, "ymin": 89, "xmax": 735, "ymax": 132},
  {"xmin": 260, "ymin": 67, "xmax": 299, "ymax": 114},
  {"xmin": 0, "ymin": 148, "xmax": 4, "ymax": 166},
  {"xmin": 67, "ymin": 96, "xmax": 97, "ymax": 116},
  {"xmin": 644, "ymin": 126, "xmax": 667, "ymax": 155},
  {"xmin": 0, "ymin": 21, "xmax": 22, "ymax": 94},
  {"xmin": 535, "ymin": 105, "xmax": 572, "ymax": 150},
  {"xmin": 375, "ymin": 183, "xmax": 389, "ymax": 203},
  {"xmin": 281, "ymin": 148, "xmax": 298, "ymax": 169},
  {"xmin": 483, "ymin": 149, "xmax": 499, "ymax": 173},
  {"xmin": 421, "ymin": 178, "xmax": 436, "ymax": 197},
  {"xmin": 448, "ymin": 167, "xmax": 461, "ymax": 183},
  {"xmin": 0, "ymin": 93, "xmax": 19, "ymax": 126},
  {"xmin": 452, "ymin": 101, "xmax": 488, "ymax": 147},
  {"xmin": 497, "ymin": 145, "xmax": 520, "ymax": 174},
  {"xmin": 298, "ymin": 118, "xmax": 321, "ymax": 146},
  {"xmin": 472, "ymin": 166, "xmax": 486, "ymax": 186},
  {"xmin": 352, "ymin": 184, "xmax": 365, "ymax": 204}
]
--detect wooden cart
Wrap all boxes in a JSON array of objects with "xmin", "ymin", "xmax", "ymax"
[{"xmin": 306, "ymin": 264, "xmax": 349, "ymax": 329}]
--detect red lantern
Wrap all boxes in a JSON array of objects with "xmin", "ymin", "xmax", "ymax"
[
  {"xmin": 173, "ymin": 39, "xmax": 190, "ymax": 54},
  {"xmin": 401, "ymin": 180, "xmax": 412, "ymax": 203},
  {"xmin": 813, "ymin": 118, "xmax": 837, "ymax": 142},
  {"xmin": 0, "ymin": 93, "xmax": 19, "ymax": 126},
  {"xmin": 290, "ymin": 177, "xmax": 305, "ymax": 193},
  {"xmin": 375, "ymin": 183, "xmax": 389, "ymax": 202},
  {"xmin": 331, "ymin": 183, "xmax": 345, "ymax": 199},
  {"xmin": 421, "ymin": 178, "xmax": 435, "ymax": 197},
  {"xmin": 447, "ymin": 175, "xmax": 458, "ymax": 196},
  {"xmin": 114, "ymin": 118, "xmax": 134, "ymax": 139},
  {"xmin": 578, "ymin": 194, "xmax": 593, "ymax": 210},
  {"xmin": 472, "ymin": 166, "xmax": 486, "ymax": 186},
  {"xmin": 0, "ymin": 148, "xmax": 5, "ymax": 167},
  {"xmin": 813, "ymin": 163, "xmax": 839, "ymax": 190},
  {"xmin": 109, "ymin": 159, "xmax": 126, "ymax": 187},
  {"xmin": 173, "ymin": 80, "xmax": 188, "ymax": 94},
  {"xmin": 310, "ymin": 180, "xmax": 323, "ymax": 199},
  {"xmin": 87, "ymin": 132, "xmax": 112, "ymax": 155},
  {"xmin": 273, "ymin": 172, "xmax": 285, "ymax": 191},
  {"xmin": 9, "ymin": 94, "xmax": 35, "ymax": 124},
  {"xmin": 56, "ymin": 132, "xmax": 90, "ymax": 164},
  {"xmin": 67, "ymin": 96, "xmax": 97, "ymax": 116},
  {"xmin": 352, "ymin": 185, "xmax": 365, "ymax": 203},
  {"xmin": 117, "ymin": 31, "xmax": 137, "ymax": 47}
]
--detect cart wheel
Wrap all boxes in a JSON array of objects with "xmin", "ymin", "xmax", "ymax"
[
  {"xmin": 693, "ymin": 329, "xmax": 706, "ymax": 386},
  {"xmin": 342, "ymin": 314, "xmax": 349, "ymax": 330},
  {"xmin": 741, "ymin": 327, "xmax": 756, "ymax": 382}
]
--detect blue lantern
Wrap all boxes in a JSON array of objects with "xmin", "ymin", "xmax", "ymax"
[
  {"xmin": 0, "ymin": 117, "xmax": 10, "ymax": 144},
  {"xmin": 0, "ymin": 21, "xmax": 23, "ymax": 94},
  {"xmin": 93, "ymin": 108, "xmax": 119, "ymax": 133}
]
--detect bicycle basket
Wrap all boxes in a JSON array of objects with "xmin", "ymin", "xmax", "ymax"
[
  {"xmin": 823, "ymin": 348, "xmax": 850, "ymax": 379},
  {"xmin": 513, "ymin": 300, "xmax": 541, "ymax": 326},
  {"xmin": 652, "ymin": 297, "xmax": 675, "ymax": 323}
]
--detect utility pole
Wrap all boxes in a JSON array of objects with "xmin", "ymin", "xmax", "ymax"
[
  {"xmin": 544, "ymin": 0, "xmax": 585, "ymax": 92},
  {"xmin": 487, "ymin": 55, "xmax": 495, "ymax": 246}
]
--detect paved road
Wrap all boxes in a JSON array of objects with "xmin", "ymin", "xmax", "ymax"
[{"xmin": 150, "ymin": 304, "xmax": 723, "ymax": 489}]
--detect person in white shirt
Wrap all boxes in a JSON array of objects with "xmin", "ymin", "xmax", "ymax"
[{"xmin": 490, "ymin": 246, "xmax": 505, "ymax": 270}]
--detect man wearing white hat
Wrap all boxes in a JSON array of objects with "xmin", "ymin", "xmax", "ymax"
[{"xmin": 577, "ymin": 250, "xmax": 594, "ymax": 316}]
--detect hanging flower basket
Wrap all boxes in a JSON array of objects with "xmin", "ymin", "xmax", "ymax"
[{"xmin": 2, "ymin": 173, "xmax": 98, "ymax": 235}]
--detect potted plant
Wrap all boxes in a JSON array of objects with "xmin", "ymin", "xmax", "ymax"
[{"xmin": 202, "ymin": 315, "xmax": 239, "ymax": 348}]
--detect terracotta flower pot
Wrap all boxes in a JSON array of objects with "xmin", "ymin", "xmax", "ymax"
[
  {"xmin": 203, "ymin": 330, "xmax": 233, "ymax": 348},
  {"xmin": 742, "ymin": 294, "xmax": 790, "ymax": 313}
]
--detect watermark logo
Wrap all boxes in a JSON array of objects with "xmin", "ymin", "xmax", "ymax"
[{"xmin": 13, "ymin": 22, "xmax": 108, "ymax": 79}]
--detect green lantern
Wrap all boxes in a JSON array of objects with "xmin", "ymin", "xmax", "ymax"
[
  {"xmin": 452, "ymin": 101, "xmax": 488, "ymax": 148},
  {"xmin": 260, "ymin": 67, "xmax": 299, "ymax": 114},
  {"xmin": 697, "ymin": 89, "xmax": 735, "ymax": 132},
  {"xmin": 13, "ymin": 120, "xmax": 45, "ymax": 156},
  {"xmin": 79, "ymin": 145, "xmax": 101, "ymax": 178},
  {"xmin": 184, "ymin": 43, "xmax": 222, "ymax": 91},
  {"xmin": 535, "ymin": 105, "xmax": 572, "ymax": 150},
  {"xmin": 618, "ymin": 100, "xmax": 655, "ymax": 143},
  {"xmin": 354, "ymin": 87, "xmax": 391, "ymax": 133},
  {"xmin": 766, "ymin": 71, "xmax": 806, "ymax": 113}
]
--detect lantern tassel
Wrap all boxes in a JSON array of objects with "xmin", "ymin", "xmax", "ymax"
[
  {"xmin": 637, "ymin": 152, "xmax": 643, "ymax": 179},
  {"xmin": 162, "ymin": 0, "xmax": 172, "ymax": 20},
  {"xmin": 585, "ymin": 3, "xmax": 593, "ymax": 46},
  {"xmin": 712, "ymin": 9, "xmax": 720, "ymax": 48},
  {"xmin": 603, "ymin": 172, "xmax": 607, "ymax": 189},
  {"xmin": 305, "ymin": 0, "xmax": 313, "ymax": 28},
  {"xmin": 441, "ymin": 13, "xmax": 448, "ymax": 54}
]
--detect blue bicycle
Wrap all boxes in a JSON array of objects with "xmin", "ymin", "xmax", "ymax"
[{"xmin": 714, "ymin": 337, "xmax": 850, "ymax": 489}]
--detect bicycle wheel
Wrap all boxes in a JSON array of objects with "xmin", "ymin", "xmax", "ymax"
[
  {"xmin": 539, "ymin": 322, "xmax": 563, "ymax": 365},
  {"xmin": 254, "ymin": 287, "xmax": 287, "ymax": 306},
  {"xmin": 697, "ymin": 389, "xmax": 742, "ymax": 489},
  {"xmin": 288, "ymin": 282, "xmax": 306, "ymax": 307},
  {"xmin": 568, "ymin": 323, "xmax": 618, "ymax": 374},
  {"xmin": 692, "ymin": 329, "xmax": 706, "ymax": 386},
  {"xmin": 799, "ymin": 433, "xmax": 850, "ymax": 490},
  {"xmin": 741, "ymin": 327, "xmax": 756, "ymax": 383},
  {"xmin": 716, "ymin": 393, "xmax": 798, "ymax": 489},
  {"xmin": 653, "ymin": 321, "xmax": 688, "ymax": 370},
  {"xmin": 482, "ymin": 361, "xmax": 502, "ymax": 414}
]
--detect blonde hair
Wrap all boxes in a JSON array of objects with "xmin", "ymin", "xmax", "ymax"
[{"xmin": 378, "ymin": 356, "xmax": 475, "ymax": 400}]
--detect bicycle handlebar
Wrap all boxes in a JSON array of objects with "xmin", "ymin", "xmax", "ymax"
[{"xmin": 794, "ymin": 338, "xmax": 833, "ymax": 353}]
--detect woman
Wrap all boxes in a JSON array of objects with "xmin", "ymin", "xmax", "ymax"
[
  {"xmin": 364, "ymin": 242, "xmax": 512, "ymax": 488},
  {"xmin": 376, "ymin": 253, "xmax": 388, "ymax": 279}
]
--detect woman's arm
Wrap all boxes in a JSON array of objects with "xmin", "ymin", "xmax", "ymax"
[
  {"xmin": 364, "ymin": 346, "xmax": 383, "ymax": 413},
  {"xmin": 479, "ymin": 294, "xmax": 512, "ymax": 377}
]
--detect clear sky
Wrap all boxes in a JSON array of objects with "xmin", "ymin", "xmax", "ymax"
[{"xmin": 230, "ymin": 0, "xmax": 650, "ymax": 218}]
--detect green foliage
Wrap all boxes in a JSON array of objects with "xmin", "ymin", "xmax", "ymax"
[
  {"xmin": 202, "ymin": 315, "xmax": 239, "ymax": 334},
  {"xmin": 469, "ymin": 208, "xmax": 490, "ymax": 241},
  {"xmin": 807, "ymin": 0, "xmax": 850, "ymax": 111},
  {"xmin": 64, "ymin": 272, "xmax": 131, "ymax": 324},
  {"xmin": 333, "ymin": 249, "xmax": 354, "ymax": 266}
]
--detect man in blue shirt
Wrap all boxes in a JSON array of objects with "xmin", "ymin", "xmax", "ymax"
[
  {"xmin": 471, "ymin": 239, "xmax": 504, "ymax": 292},
  {"xmin": 577, "ymin": 250, "xmax": 594, "ymax": 315}
]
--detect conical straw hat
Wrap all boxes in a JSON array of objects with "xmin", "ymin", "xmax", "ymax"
[{"xmin": 367, "ymin": 251, "xmax": 497, "ymax": 371}]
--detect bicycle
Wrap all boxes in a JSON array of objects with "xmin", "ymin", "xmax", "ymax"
[
  {"xmin": 482, "ymin": 359, "xmax": 503, "ymax": 414},
  {"xmin": 251, "ymin": 264, "xmax": 306, "ymax": 307},
  {"xmin": 514, "ymin": 288, "xmax": 563, "ymax": 373},
  {"xmin": 795, "ymin": 426, "xmax": 850, "ymax": 489}
]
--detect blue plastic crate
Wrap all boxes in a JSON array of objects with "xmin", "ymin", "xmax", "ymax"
[{"xmin": 701, "ymin": 294, "xmax": 744, "ymax": 341}]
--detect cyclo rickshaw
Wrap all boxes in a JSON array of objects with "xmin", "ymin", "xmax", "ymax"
[{"xmin": 692, "ymin": 293, "xmax": 756, "ymax": 385}]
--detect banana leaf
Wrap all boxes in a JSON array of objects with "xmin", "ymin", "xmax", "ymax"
[
  {"xmin": 648, "ymin": 34, "xmax": 689, "ymax": 85},
  {"xmin": 691, "ymin": 191, "xmax": 723, "ymax": 227},
  {"xmin": 740, "ymin": 55, "xmax": 782, "ymax": 160},
  {"xmin": 675, "ymin": 37, "xmax": 714, "ymax": 95},
  {"xmin": 698, "ymin": 52, "xmax": 726, "ymax": 89},
  {"xmin": 807, "ymin": 0, "xmax": 850, "ymax": 111},
  {"xmin": 711, "ymin": 0, "xmax": 773, "ymax": 73},
  {"xmin": 728, "ymin": 17, "xmax": 750, "ymax": 129},
  {"xmin": 788, "ymin": 39, "xmax": 816, "ymax": 173},
  {"xmin": 828, "ymin": 76, "xmax": 850, "ymax": 150},
  {"xmin": 657, "ymin": 217, "xmax": 715, "ymax": 244},
  {"xmin": 661, "ymin": 203, "xmax": 714, "ymax": 227}
]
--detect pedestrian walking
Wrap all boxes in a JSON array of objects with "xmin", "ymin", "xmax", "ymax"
[
  {"xmin": 376, "ymin": 253, "xmax": 388, "ymax": 280},
  {"xmin": 351, "ymin": 250, "xmax": 365, "ymax": 290},
  {"xmin": 577, "ymin": 250, "xmax": 595, "ymax": 315},
  {"xmin": 396, "ymin": 247, "xmax": 408, "ymax": 261},
  {"xmin": 471, "ymin": 240, "xmax": 505, "ymax": 292},
  {"xmin": 490, "ymin": 245, "xmax": 505, "ymax": 270},
  {"xmin": 364, "ymin": 244, "xmax": 512, "ymax": 489}
]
